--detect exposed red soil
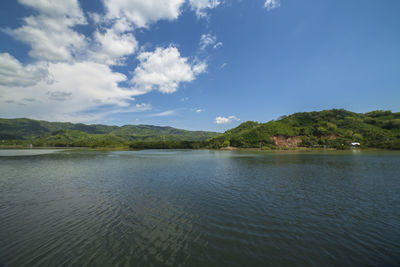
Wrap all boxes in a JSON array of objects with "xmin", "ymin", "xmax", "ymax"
[{"xmin": 271, "ymin": 135, "xmax": 302, "ymax": 147}]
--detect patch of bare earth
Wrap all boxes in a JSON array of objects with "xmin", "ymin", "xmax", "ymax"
[{"xmin": 271, "ymin": 135, "xmax": 302, "ymax": 148}]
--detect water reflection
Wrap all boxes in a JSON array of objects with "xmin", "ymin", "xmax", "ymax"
[
  {"xmin": 0, "ymin": 150, "xmax": 399, "ymax": 266},
  {"xmin": 0, "ymin": 149, "xmax": 64, "ymax": 157}
]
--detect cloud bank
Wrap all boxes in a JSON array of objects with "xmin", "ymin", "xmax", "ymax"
[
  {"xmin": 215, "ymin": 116, "xmax": 240, "ymax": 124},
  {"xmin": 264, "ymin": 0, "xmax": 280, "ymax": 11},
  {"xmin": 0, "ymin": 0, "xmax": 219, "ymax": 122},
  {"xmin": 132, "ymin": 46, "xmax": 206, "ymax": 94}
]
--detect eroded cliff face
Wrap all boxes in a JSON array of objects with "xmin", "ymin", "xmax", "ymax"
[
  {"xmin": 271, "ymin": 134, "xmax": 338, "ymax": 148},
  {"xmin": 271, "ymin": 135, "xmax": 302, "ymax": 147}
]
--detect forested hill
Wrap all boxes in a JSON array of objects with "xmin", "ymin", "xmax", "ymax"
[
  {"xmin": 0, "ymin": 118, "xmax": 219, "ymax": 147},
  {"xmin": 208, "ymin": 109, "xmax": 400, "ymax": 150},
  {"xmin": 2, "ymin": 110, "xmax": 400, "ymax": 149}
]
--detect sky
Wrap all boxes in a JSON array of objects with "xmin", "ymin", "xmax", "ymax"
[{"xmin": 0, "ymin": 0, "xmax": 399, "ymax": 132}]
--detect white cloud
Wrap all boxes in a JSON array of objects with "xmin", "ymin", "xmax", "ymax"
[
  {"xmin": 151, "ymin": 110, "xmax": 176, "ymax": 117},
  {"xmin": 264, "ymin": 0, "xmax": 280, "ymax": 11},
  {"xmin": 103, "ymin": 0, "xmax": 221, "ymax": 26},
  {"xmin": 220, "ymin": 62, "xmax": 228, "ymax": 69},
  {"xmin": 1, "ymin": 0, "xmax": 214, "ymax": 123},
  {"xmin": 0, "ymin": 53, "xmax": 48, "ymax": 87},
  {"xmin": 103, "ymin": 0, "xmax": 185, "ymax": 28},
  {"xmin": 189, "ymin": 0, "xmax": 220, "ymax": 17},
  {"xmin": 132, "ymin": 46, "xmax": 206, "ymax": 94},
  {"xmin": 0, "ymin": 0, "xmax": 151, "ymax": 123},
  {"xmin": 8, "ymin": 0, "xmax": 87, "ymax": 62},
  {"xmin": 195, "ymin": 109, "xmax": 204, "ymax": 113},
  {"xmin": 215, "ymin": 116, "xmax": 240, "ymax": 124},
  {"xmin": 103, "ymin": 0, "xmax": 220, "ymax": 26},
  {"xmin": 113, "ymin": 17, "xmax": 136, "ymax": 34},
  {"xmin": 91, "ymin": 27, "xmax": 138, "ymax": 65},
  {"xmin": 74, "ymin": 103, "xmax": 152, "ymax": 123},
  {"xmin": 213, "ymin": 42, "xmax": 223, "ymax": 49},
  {"xmin": 93, "ymin": 103, "xmax": 152, "ymax": 118},
  {"xmin": 199, "ymin": 34, "xmax": 222, "ymax": 50},
  {"xmin": 200, "ymin": 34, "xmax": 216, "ymax": 50},
  {"xmin": 22, "ymin": 102, "xmax": 151, "ymax": 124},
  {"xmin": 134, "ymin": 103, "xmax": 152, "ymax": 110},
  {"xmin": 46, "ymin": 91, "xmax": 72, "ymax": 101},
  {"xmin": 0, "ymin": 61, "xmax": 138, "ymax": 122},
  {"xmin": 192, "ymin": 61, "xmax": 207, "ymax": 74},
  {"xmin": 18, "ymin": 0, "xmax": 86, "ymax": 20}
]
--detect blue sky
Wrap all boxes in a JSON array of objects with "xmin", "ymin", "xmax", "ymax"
[{"xmin": 0, "ymin": 0, "xmax": 399, "ymax": 132}]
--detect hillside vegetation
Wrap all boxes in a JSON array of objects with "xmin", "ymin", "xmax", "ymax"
[
  {"xmin": 208, "ymin": 109, "xmax": 400, "ymax": 150},
  {"xmin": 0, "ymin": 118, "xmax": 218, "ymax": 148},
  {"xmin": 1, "ymin": 109, "xmax": 399, "ymax": 149}
]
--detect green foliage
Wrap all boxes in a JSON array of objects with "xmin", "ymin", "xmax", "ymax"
[
  {"xmin": 222, "ymin": 140, "xmax": 230, "ymax": 147},
  {"xmin": 129, "ymin": 141, "xmax": 205, "ymax": 149},
  {"xmin": 207, "ymin": 109, "xmax": 400, "ymax": 150},
  {"xmin": 1, "ymin": 109, "xmax": 399, "ymax": 150},
  {"xmin": 30, "ymin": 130, "xmax": 127, "ymax": 148},
  {"xmin": 0, "ymin": 118, "xmax": 219, "ymax": 148}
]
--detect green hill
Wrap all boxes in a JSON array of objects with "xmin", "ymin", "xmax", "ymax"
[
  {"xmin": 208, "ymin": 109, "xmax": 400, "ymax": 150},
  {"xmin": 0, "ymin": 118, "xmax": 219, "ymax": 148},
  {"xmin": 2, "ymin": 109, "xmax": 400, "ymax": 149}
]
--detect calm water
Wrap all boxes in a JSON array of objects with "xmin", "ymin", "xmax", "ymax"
[
  {"xmin": 0, "ymin": 149, "xmax": 400, "ymax": 266},
  {"xmin": 0, "ymin": 149, "xmax": 62, "ymax": 157}
]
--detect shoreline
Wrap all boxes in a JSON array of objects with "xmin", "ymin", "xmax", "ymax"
[{"xmin": 0, "ymin": 146, "xmax": 397, "ymax": 152}]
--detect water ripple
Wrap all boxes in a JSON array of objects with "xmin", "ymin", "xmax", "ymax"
[{"xmin": 0, "ymin": 150, "xmax": 400, "ymax": 266}]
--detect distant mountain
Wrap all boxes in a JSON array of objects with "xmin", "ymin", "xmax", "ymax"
[
  {"xmin": 208, "ymin": 109, "xmax": 400, "ymax": 150},
  {"xmin": 0, "ymin": 118, "xmax": 219, "ymax": 148},
  {"xmin": 2, "ymin": 109, "xmax": 400, "ymax": 150}
]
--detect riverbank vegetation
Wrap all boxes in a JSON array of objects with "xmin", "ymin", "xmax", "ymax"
[
  {"xmin": 208, "ymin": 109, "xmax": 400, "ymax": 150},
  {"xmin": 1, "ymin": 109, "xmax": 399, "ymax": 150}
]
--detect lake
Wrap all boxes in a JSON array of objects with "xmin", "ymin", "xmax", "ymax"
[{"xmin": 0, "ymin": 149, "xmax": 400, "ymax": 266}]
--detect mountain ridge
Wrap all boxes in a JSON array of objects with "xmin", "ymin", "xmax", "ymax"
[
  {"xmin": 208, "ymin": 109, "xmax": 400, "ymax": 150},
  {"xmin": 0, "ymin": 118, "xmax": 219, "ymax": 147},
  {"xmin": 1, "ymin": 109, "xmax": 400, "ymax": 149}
]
